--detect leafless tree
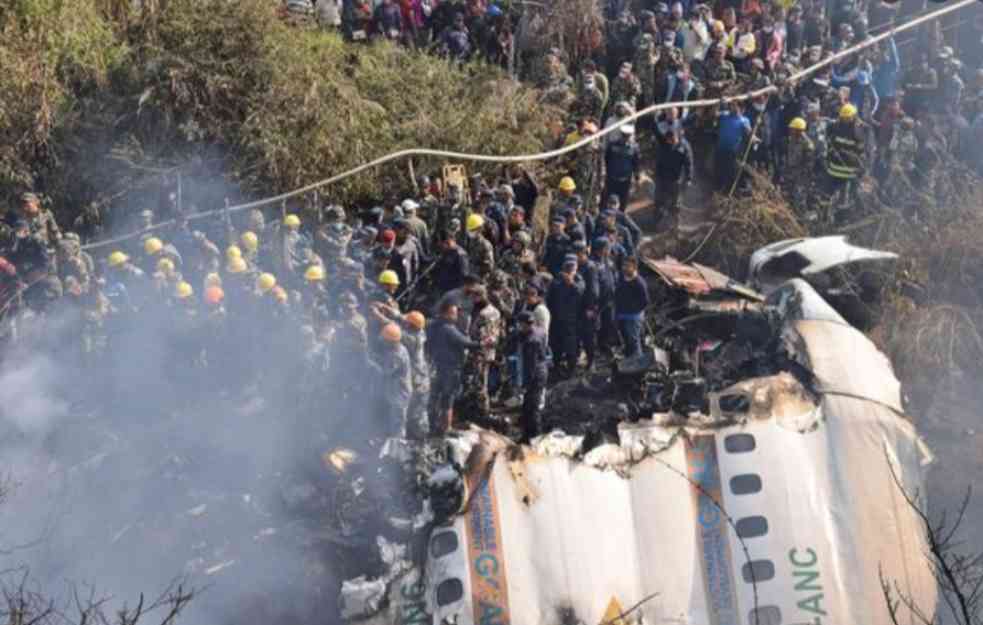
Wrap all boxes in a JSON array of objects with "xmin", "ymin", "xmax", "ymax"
[
  {"xmin": 0, "ymin": 479, "xmax": 197, "ymax": 625},
  {"xmin": 881, "ymin": 463, "xmax": 983, "ymax": 625}
]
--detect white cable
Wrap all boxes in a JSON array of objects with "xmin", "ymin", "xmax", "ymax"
[{"xmin": 82, "ymin": 0, "xmax": 976, "ymax": 251}]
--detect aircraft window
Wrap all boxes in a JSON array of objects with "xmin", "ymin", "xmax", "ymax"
[
  {"xmin": 436, "ymin": 578, "xmax": 464, "ymax": 607},
  {"xmin": 430, "ymin": 531, "xmax": 459, "ymax": 558},
  {"xmin": 724, "ymin": 433, "xmax": 756, "ymax": 453},
  {"xmin": 736, "ymin": 516, "xmax": 769, "ymax": 538},
  {"xmin": 719, "ymin": 394, "xmax": 750, "ymax": 413},
  {"xmin": 742, "ymin": 560, "xmax": 776, "ymax": 583},
  {"xmin": 749, "ymin": 606, "xmax": 782, "ymax": 625},
  {"xmin": 730, "ymin": 474, "xmax": 762, "ymax": 495}
]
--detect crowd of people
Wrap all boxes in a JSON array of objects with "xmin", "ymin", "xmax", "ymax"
[
  {"xmin": 0, "ymin": 173, "xmax": 651, "ymax": 444},
  {"xmin": 293, "ymin": 0, "xmax": 982, "ymax": 222},
  {"xmin": 2, "ymin": 0, "xmax": 981, "ymax": 447}
]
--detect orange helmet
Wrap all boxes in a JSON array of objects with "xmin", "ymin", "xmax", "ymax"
[
  {"xmin": 404, "ymin": 311, "xmax": 426, "ymax": 330},
  {"xmin": 204, "ymin": 286, "xmax": 225, "ymax": 305},
  {"xmin": 381, "ymin": 323, "xmax": 402, "ymax": 343}
]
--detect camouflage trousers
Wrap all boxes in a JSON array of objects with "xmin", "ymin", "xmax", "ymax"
[
  {"xmin": 406, "ymin": 390, "xmax": 430, "ymax": 440},
  {"xmin": 455, "ymin": 358, "xmax": 491, "ymax": 421}
]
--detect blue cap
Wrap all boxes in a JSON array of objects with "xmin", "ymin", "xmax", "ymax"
[
  {"xmin": 572, "ymin": 240, "xmax": 588, "ymax": 252},
  {"xmin": 563, "ymin": 253, "xmax": 579, "ymax": 265},
  {"xmin": 487, "ymin": 4, "xmax": 503, "ymax": 16},
  {"xmin": 592, "ymin": 237, "xmax": 609, "ymax": 250}
]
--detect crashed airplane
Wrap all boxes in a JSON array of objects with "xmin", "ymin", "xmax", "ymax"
[{"xmin": 338, "ymin": 236, "xmax": 935, "ymax": 625}]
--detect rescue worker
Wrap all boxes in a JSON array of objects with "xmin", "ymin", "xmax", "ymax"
[
  {"xmin": 542, "ymin": 217, "xmax": 572, "ymax": 276},
  {"xmin": 574, "ymin": 241, "xmax": 600, "ymax": 371},
  {"xmin": 463, "ymin": 213, "xmax": 494, "ymax": 279},
  {"xmin": 591, "ymin": 237, "xmax": 619, "ymax": 358},
  {"xmin": 546, "ymin": 255, "xmax": 585, "ymax": 376},
  {"xmin": 456, "ymin": 286, "xmax": 501, "ymax": 421},
  {"xmin": 610, "ymin": 63, "xmax": 643, "ymax": 111},
  {"xmin": 400, "ymin": 311, "xmax": 430, "ymax": 439},
  {"xmin": 429, "ymin": 301, "xmax": 489, "ymax": 433},
  {"xmin": 379, "ymin": 322, "xmax": 413, "ymax": 438},
  {"xmin": 56, "ymin": 233, "xmax": 94, "ymax": 294},
  {"xmin": 615, "ymin": 255, "xmax": 649, "ymax": 358},
  {"xmin": 653, "ymin": 129, "xmax": 693, "ymax": 232},
  {"xmin": 603, "ymin": 124, "xmax": 640, "ymax": 210},
  {"xmin": 783, "ymin": 117, "xmax": 816, "ymax": 211},
  {"xmin": 16, "ymin": 192, "xmax": 61, "ymax": 247},
  {"xmin": 553, "ymin": 176, "xmax": 579, "ymax": 216},
  {"xmin": 433, "ymin": 229, "xmax": 470, "ymax": 294},
  {"xmin": 823, "ymin": 103, "xmax": 866, "ymax": 214},
  {"xmin": 507, "ymin": 310, "xmax": 550, "ymax": 443}
]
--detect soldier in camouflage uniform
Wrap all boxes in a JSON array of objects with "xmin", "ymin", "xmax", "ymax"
[
  {"xmin": 634, "ymin": 34, "xmax": 660, "ymax": 110},
  {"xmin": 454, "ymin": 287, "xmax": 501, "ymax": 421},
  {"xmin": 499, "ymin": 231, "xmax": 536, "ymax": 290},
  {"xmin": 701, "ymin": 43, "xmax": 736, "ymax": 125},
  {"xmin": 609, "ymin": 62, "xmax": 643, "ymax": 111},
  {"xmin": 570, "ymin": 77, "xmax": 606, "ymax": 125},
  {"xmin": 19, "ymin": 192, "xmax": 61, "ymax": 249},
  {"xmin": 783, "ymin": 118, "xmax": 816, "ymax": 213},
  {"xmin": 56, "ymin": 233, "xmax": 94, "ymax": 294},
  {"xmin": 400, "ymin": 311, "xmax": 430, "ymax": 439},
  {"xmin": 655, "ymin": 29, "xmax": 685, "ymax": 77},
  {"xmin": 463, "ymin": 214, "xmax": 495, "ymax": 279},
  {"xmin": 703, "ymin": 43, "xmax": 737, "ymax": 96},
  {"xmin": 742, "ymin": 58, "xmax": 771, "ymax": 92}
]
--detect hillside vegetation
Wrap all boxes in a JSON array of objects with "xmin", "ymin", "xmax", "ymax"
[{"xmin": 0, "ymin": 0, "xmax": 556, "ymax": 220}]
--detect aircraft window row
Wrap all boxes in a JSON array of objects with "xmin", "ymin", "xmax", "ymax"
[
  {"xmin": 749, "ymin": 605, "xmax": 782, "ymax": 625},
  {"xmin": 724, "ymin": 433, "xmax": 756, "ymax": 453}
]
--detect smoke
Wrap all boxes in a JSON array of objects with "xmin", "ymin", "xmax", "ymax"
[
  {"xmin": 0, "ymin": 353, "xmax": 67, "ymax": 434},
  {"xmin": 0, "ymin": 183, "xmax": 363, "ymax": 625}
]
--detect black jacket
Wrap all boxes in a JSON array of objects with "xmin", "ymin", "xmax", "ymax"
[
  {"xmin": 429, "ymin": 317, "xmax": 480, "ymax": 372},
  {"xmin": 655, "ymin": 139, "xmax": 694, "ymax": 183},
  {"xmin": 433, "ymin": 246, "xmax": 470, "ymax": 294}
]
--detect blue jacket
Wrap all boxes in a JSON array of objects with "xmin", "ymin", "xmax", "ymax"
[
  {"xmin": 872, "ymin": 38, "xmax": 900, "ymax": 100},
  {"xmin": 605, "ymin": 141, "xmax": 641, "ymax": 181}
]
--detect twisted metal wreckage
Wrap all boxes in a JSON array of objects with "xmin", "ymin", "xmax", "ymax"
[{"xmin": 332, "ymin": 236, "xmax": 936, "ymax": 625}]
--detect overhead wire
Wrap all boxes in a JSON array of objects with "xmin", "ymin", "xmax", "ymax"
[{"xmin": 80, "ymin": 0, "xmax": 977, "ymax": 252}]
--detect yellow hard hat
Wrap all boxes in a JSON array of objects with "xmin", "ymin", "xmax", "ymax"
[
  {"xmin": 204, "ymin": 272, "xmax": 222, "ymax": 288},
  {"xmin": 226, "ymin": 245, "xmax": 242, "ymax": 261},
  {"xmin": 271, "ymin": 285, "xmax": 288, "ymax": 303},
  {"xmin": 144, "ymin": 237, "xmax": 164, "ymax": 255},
  {"xmin": 156, "ymin": 257, "xmax": 175, "ymax": 274},
  {"xmin": 175, "ymin": 281, "xmax": 193, "ymax": 299},
  {"xmin": 558, "ymin": 176, "xmax": 576, "ymax": 192},
  {"xmin": 240, "ymin": 231, "xmax": 259, "ymax": 252},
  {"xmin": 284, "ymin": 214, "xmax": 301, "ymax": 229},
  {"xmin": 404, "ymin": 311, "xmax": 426, "ymax": 331},
  {"xmin": 466, "ymin": 213, "xmax": 485, "ymax": 232},
  {"xmin": 256, "ymin": 272, "xmax": 276, "ymax": 293},
  {"xmin": 107, "ymin": 251, "xmax": 129, "ymax": 267},
  {"xmin": 226, "ymin": 256, "xmax": 248, "ymax": 274},
  {"xmin": 839, "ymin": 103, "xmax": 858, "ymax": 120},
  {"xmin": 378, "ymin": 270, "xmax": 400, "ymax": 286},
  {"xmin": 788, "ymin": 117, "xmax": 807, "ymax": 131},
  {"xmin": 304, "ymin": 265, "xmax": 325, "ymax": 282},
  {"xmin": 381, "ymin": 323, "xmax": 402, "ymax": 343}
]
